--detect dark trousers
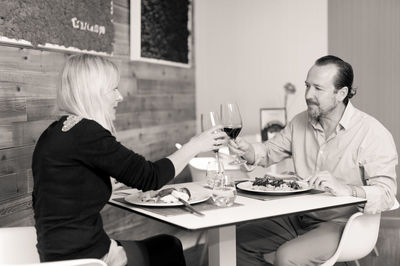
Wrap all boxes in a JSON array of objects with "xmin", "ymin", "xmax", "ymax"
[{"xmin": 118, "ymin": 234, "xmax": 186, "ymax": 266}]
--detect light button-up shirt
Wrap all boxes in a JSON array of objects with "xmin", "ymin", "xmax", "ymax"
[{"xmin": 252, "ymin": 102, "xmax": 397, "ymax": 219}]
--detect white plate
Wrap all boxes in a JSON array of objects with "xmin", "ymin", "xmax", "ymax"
[
  {"xmin": 236, "ymin": 181, "xmax": 311, "ymax": 195},
  {"xmin": 124, "ymin": 190, "xmax": 210, "ymax": 207}
]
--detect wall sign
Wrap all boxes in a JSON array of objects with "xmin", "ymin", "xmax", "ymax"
[
  {"xmin": 0, "ymin": 0, "xmax": 114, "ymax": 55},
  {"xmin": 131, "ymin": 0, "xmax": 192, "ymax": 67}
]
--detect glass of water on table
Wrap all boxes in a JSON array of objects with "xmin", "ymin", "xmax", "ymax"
[{"xmin": 206, "ymin": 155, "xmax": 237, "ymax": 207}]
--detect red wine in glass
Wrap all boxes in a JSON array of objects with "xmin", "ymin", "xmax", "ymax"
[
  {"xmin": 223, "ymin": 126, "xmax": 242, "ymax": 139},
  {"xmin": 220, "ymin": 102, "xmax": 246, "ymax": 165}
]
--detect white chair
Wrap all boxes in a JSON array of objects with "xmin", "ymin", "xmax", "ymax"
[
  {"xmin": 321, "ymin": 199, "xmax": 400, "ymax": 266},
  {"xmin": 0, "ymin": 226, "xmax": 106, "ymax": 266},
  {"xmin": 263, "ymin": 199, "xmax": 400, "ymax": 266}
]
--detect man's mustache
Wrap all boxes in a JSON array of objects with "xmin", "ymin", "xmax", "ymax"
[{"xmin": 306, "ymin": 100, "xmax": 319, "ymax": 106}]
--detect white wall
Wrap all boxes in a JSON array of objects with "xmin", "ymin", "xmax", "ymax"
[{"xmin": 195, "ymin": 0, "xmax": 328, "ymax": 135}]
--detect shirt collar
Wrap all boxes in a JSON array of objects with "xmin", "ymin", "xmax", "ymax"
[{"xmin": 338, "ymin": 101, "xmax": 355, "ymax": 130}]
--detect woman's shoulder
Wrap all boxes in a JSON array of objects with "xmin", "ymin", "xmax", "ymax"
[{"xmin": 62, "ymin": 115, "xmax": 111, "ymax": 135}]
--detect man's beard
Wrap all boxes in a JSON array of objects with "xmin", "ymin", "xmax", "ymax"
[
  {"xmin": 306, "ymin": 100, "xmax": 321, "ymax": 120},
  {"xmin": 307, "ymin": 100, "xmax": 338, "ymax": 120}
]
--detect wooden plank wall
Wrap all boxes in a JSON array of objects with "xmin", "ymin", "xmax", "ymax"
[
  {"xmin": 0, "ymin": 0, "xmax": 197, "ymax": 244},
  {"xmin": 328, "ymin": 0, "xmax": 400, "ymax": 264}
]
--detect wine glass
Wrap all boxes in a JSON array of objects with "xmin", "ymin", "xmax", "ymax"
[
  {"xmin": 201, "ymin": 111, "xmax": 223, "ymax": 175},
  {"xmin": 220, "ymin": 102, "xmax": 246, "ymax": 165}
]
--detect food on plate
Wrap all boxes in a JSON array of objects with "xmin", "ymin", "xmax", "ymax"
[
  {"xmin": 251, "ymin": 175, "xmax": 302, "ymax": 191},
  {"xmin": 140, "ymin": 187, "xmax": 191, "ymax": 203}
]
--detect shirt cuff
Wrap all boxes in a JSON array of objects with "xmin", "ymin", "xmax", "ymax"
[
  {"xmin": 252, "ymin": 143, "xmax": 267, "ymax": 167},
  {"xmin": 362, "ymin": 185, "xmax": 394, "ymax": 214}
]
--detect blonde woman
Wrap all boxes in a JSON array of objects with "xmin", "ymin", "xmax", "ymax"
[{"xmin": 32, "ymin": 54, "xmax": 227, "ymax": 266}]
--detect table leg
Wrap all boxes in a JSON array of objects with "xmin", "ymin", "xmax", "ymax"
[{"xmin": 208, "ymin": 225, "xmax": 236, "ymax": 266}]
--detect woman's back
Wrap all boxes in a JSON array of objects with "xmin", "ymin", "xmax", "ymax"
[{"xmin": 32, "ymin": 116, "xmax": 112, "ymax": 261}]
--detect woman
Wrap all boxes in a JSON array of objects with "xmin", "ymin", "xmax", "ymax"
[{"xmin": 32, "ymin": 54, "xmax": 227, "ymax": 266}]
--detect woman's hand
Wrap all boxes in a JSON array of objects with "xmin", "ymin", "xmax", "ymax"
[
  {"xmin": 188, "ymin": 125, "xmax": 228, "ymax": 154},
  {"xmin": 307, "ymin": 171, "xmax": 351, "ymax": 196},
  {"xmin": 228, "ymin": 137, "xmax": 255, "ymax": 164}
]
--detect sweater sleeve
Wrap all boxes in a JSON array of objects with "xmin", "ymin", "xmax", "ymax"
[{"xmin": 76, "ymin": 120, "xmax": 175, "ymax": 191}]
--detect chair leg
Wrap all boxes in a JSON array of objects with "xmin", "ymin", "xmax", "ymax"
[
  {"xmin": 373, "ymin": 246, "xmax": 380, "ymax": 256},
  {"xmin": 354, "ymin": 260, "xmax": 361, "ymax": 266}
]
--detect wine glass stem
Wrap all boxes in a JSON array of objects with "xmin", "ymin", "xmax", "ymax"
[{"xmin": 215, "ymin": 152, "xmax": 221, "ymax": 174}]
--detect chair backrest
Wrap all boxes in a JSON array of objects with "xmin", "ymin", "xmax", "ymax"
[
  {"xmin": 30, "ymin": 259, "xmax": 107, "ymax": 266},
  {"xmin": 0, "ymin": 226, "xmax": 107, "ymax": 266},
  {"xmin": 322, "ymin": 198, "xmax": 400, "ymax": 266},
  {"xmin": 0, "ymin": 226, "xmax": 40, "ymax": 264},
  {"xmin": 336, "ymin": 212, "xmax": 382, "ymax": 262}
]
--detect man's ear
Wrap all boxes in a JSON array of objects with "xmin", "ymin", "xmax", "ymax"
[{"xmin": 337, "ymin": 86, "xmax": 348, "ymax": 102}]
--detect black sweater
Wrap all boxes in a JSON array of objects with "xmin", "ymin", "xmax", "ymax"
[{"xmin": 32, "ymin": 116, "xmax": 175, "ymax": 262}]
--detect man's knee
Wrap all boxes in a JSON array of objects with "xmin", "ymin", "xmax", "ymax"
[
  {"xmin": 275, "ymin": 245, "xmax": 331, "ymax": 266},
  {"xmin": 275, "ymin": 244, "xmax": 314, "ymax": 266}
]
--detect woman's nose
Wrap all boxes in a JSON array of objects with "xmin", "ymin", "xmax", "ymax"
[{"xmin": 116, "ymin": 90, "xmax": 123, "ymax": 102}]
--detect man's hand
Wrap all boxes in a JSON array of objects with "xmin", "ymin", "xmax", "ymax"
[
  {"xmin": 228, "ymin": 137, "xmax": 255, "ymax": 164},
  {"xmin": 307, "ymin": 171, "xmax": 351, "ymax": 196}
]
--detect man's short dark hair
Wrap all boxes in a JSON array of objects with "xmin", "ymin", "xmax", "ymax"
[{"xmin": 315, "ymin": 55, "xmax": 355, "ymax": 105}]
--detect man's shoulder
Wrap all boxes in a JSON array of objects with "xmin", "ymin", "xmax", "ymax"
[{"xmin": 353, "ymin": 107, "xmax": 393, "ymax": 137}]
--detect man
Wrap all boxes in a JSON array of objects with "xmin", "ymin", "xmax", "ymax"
[{"xmin": 231, "ymin": 55, "xmax": 398, "ymax": 266}]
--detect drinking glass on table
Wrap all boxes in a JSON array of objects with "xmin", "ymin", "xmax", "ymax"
[
  {"xmin": 206, "ymin": 160, "xmax": 222, "ymax": 188},
  {"xmin": 220, "ymin": 102, "xmax": 246, "ymax": 165},
  {"xmin": 212, "ymin": 172, "xmax": 237, "ymax": 207},
  {"xmin": 201, "ymin": 111, "xmax": 224, "ymax": 175}
]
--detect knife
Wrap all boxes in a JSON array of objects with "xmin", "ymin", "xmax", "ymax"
[{"xmin": 171, "ymin": 191, "xmax": 205, "ymax": 217}]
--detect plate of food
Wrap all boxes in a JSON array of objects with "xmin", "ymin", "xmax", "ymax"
[
  {"xmin": 124, "ymin": 186, "xmax": 210, "ymax": 207},
  {"xmin": 236, "ymin": 176, "xmax": 311, "ymax": 195}
]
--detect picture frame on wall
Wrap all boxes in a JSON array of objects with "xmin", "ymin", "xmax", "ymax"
[
  {"xmin": 130, "ymin": 0, "xmax": 192, "ymax": 67},
  {"xmin": 260, "ymin": 108, "xmax": 286, "ymax": 141}
]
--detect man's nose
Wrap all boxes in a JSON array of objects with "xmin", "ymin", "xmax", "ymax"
[{"xmin": 305, "ymin": 86, "xmax": 314, "ymax": 100}]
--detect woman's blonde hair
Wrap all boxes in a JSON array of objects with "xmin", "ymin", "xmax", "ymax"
[{"xmin": 57, "ymin": 54, "xmax": 120, "ymax": 134}]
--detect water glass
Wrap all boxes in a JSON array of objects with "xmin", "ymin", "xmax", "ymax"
[
  {"xmin": 206, "ymin": 160, "xmax": 222, "ymax": 188},
  {"xmin": 212, "ymin": 173, "xmax": 237, "ymax": 207}
]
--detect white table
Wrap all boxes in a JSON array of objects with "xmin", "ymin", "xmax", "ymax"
[{"xmin": 109, "ymin": 181, "xmax": 366, "ymax": 266}]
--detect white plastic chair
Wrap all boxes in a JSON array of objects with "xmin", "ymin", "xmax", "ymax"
[
  {"xmin": 321, "ymin": 199, "xmax": 400, "ymax": 266},
  {"xmin": 263, "ymin": 199, "xmax": 399, "ymax": 266},
  {"xmin": 0, "ymin": 226, "xmax": 106, "ymax": 266}
]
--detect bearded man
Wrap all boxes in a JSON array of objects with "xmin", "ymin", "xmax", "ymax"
[{"xmin": 231, "ymin": 55, "xmax": 398, "ymax": 266}]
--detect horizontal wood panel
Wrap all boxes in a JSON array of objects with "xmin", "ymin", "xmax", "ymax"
[
  {"xmin": 0, "ymin": 194, "xmax": 33, "ymax": 226},
  {"xmin": 113, "ymin": 3, "xmax": 129, "ymax": 25},
  {"xmin": 114, "ymin": 0, "xmax": 129, "ymax": 9},
  {"xmin": 0, "ymin": 97, "xmax": 27, "ymax": 124},
  {"xmin": 137, "ymin": 78, "xmax": 195, "ymax": 94},
  {"xmin": 131, "ymin": 62, "xmax": 195, "ymax": 82},
  {"xmin": 0, "ymin": 145, "xmax": 35, "ymax": 176},
  {"xmin": 118, "ymin": 121, "xmax": 195, "ymax": 160},
  {"xmin": 26, "ymin": 98, "xmax": 59, "ymax": 121}
]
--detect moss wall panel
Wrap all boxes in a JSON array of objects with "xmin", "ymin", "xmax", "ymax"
[{"xmin": 0, "ymin": 1, "xmax": 196, "ymax": 245}]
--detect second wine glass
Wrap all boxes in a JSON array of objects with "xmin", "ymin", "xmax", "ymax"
[
  {"xmin": 220, "ymin": 102, "xmax": 246, "ymax": 165},
  {"xmin": 201, "ymin": 111, "xmax": 223, "ymax": 175}
]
